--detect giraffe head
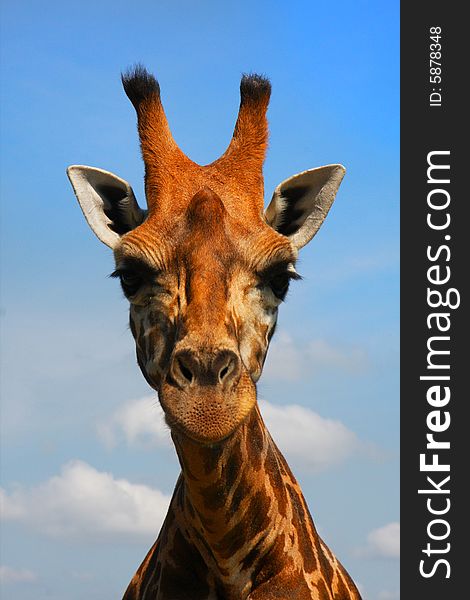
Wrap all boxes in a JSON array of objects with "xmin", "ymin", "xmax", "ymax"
[{"xmin": 68, "ymin": 66, "xmax": 345, "ymax": 444}]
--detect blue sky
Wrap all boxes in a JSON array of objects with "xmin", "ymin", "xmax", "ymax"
[{"xmin": 0, "ymin": 1, "xmax": 399, "ymax": 599}]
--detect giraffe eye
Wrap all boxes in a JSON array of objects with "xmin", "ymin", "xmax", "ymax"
[
  {"xmin": 258, "ymin": 263, "xmax": 301, "ymax": 302},
  {"xmin": 120, "ymin": 271, "xmax": 142, "ymax": 295},
  {"xmin": 269, "ymin": 272, "xmax": 291, "ymax": 300},
  {"xmin": 111, "ymin": 269, "xmax": 143, "ymax": 296}
]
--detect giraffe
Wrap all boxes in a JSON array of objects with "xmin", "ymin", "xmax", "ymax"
[{"xmin": 67, "ymin": 66, "xmax": 362, "ymax": 600}]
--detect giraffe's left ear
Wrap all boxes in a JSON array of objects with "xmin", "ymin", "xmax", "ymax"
[
  {"xmin": 67, "ymin": 165, "xmax": 146, "ymax": 249},
  {"xmin": 264, "ymin": 164, "xmax": 345, "ymax": 250}
]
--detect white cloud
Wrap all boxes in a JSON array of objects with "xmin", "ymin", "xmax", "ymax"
[
  {"xmin": 368, "ymin": 522, "xmax": 400, "ymax": 558},
  {"xmin": 0, "ymin": 460, "xmax": 170, "ymax": 542},
  {"xmin": 97, "ymin": 395, "xmax": 364, "ymax": 473},
  {"xmin": 259, "ymin": 400, "xmax": 361, "ymax": 471},
  {"xmin": 263, "ymin": 332, "xmax": 368, "ymax": 382},
  {"xmin": 98, "ymin": 394, "xmax": 362, "ymax": 472},
  {"xmin": 263, "ymin": 332, "xmax": 304, "ymax": 381},
  {"xmin": 97, "ymin": 396, "xmax": 171, "ymax": 449},
  {"xmin": 355, "ymin": 522, "xmax": 400, "ymax": 559},
  {"xmin": 0, "ymin": 565, "xmax": 37, "ymax": 584},
  {"xmin": 378, "ymin": 590, "xmax": 400, "ymax": 600},
  {"xmin": 307, "ymin": 339, "xmax": 368, "ymax": 373}
]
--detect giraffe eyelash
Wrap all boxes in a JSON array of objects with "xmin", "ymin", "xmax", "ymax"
[
  {"xmin": 257, "ymin": 261, "xmax": 302, "ymax": 281},
  {"xmin": 110, "ymin": 268, "xmax": 144, "ymax": 297},
  {"xmin": 257, "ymin": 265, "xmax": 302, "ymax": 301}
]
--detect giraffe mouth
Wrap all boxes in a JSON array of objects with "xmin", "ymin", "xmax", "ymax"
[{"xmin": 158, "ymin": 368, "xmax": 257, "ymax": 444}]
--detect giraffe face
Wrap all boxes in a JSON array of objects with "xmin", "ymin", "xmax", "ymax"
[
  {"xmin": 67, "ymin": 68, "xmax": 346, "ymax": 444},
  {"xmin": 113, "ymin": 187, "xmax": 298, "ymax": 443}
]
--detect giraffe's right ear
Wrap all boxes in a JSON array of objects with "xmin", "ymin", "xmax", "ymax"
[
  {"xmin": 264, "ymin": 164, "xmax": 345, "ymax": 250},
  {"xmin": 67, "ymin": 165, "xmax": 146, "ymax": 249}
]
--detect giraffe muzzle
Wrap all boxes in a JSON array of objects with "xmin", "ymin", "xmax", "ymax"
[
  {"xmin": 160, "ymin": 345, "xmax": 255, "ymax": 443},
  {"xmin": 170, "ymin": 348, "xmax": 241, "ymax": 389}
]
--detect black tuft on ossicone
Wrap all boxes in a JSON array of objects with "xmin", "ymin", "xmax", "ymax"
[
  {"xmin": 121, "ymin": 64, "xmax": 160, "ymax": 110},
  {"xmin": 240, "ymin": 73, "xmax": 271, "ymax": 105}
]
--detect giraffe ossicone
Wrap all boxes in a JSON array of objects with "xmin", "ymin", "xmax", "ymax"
[{"xmin": 68, "ymin": 65, "xmax": 361, "ymax": 599}]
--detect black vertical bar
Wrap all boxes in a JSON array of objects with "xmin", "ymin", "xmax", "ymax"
[{"xmin": 401, "ymin": 3, "xmax": 465, "ymax": 598}]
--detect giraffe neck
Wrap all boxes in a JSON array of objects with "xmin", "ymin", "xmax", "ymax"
[
  {"xmin": 170, "ymin": 404, "xmax": 321, "ymax": 594},
  {"xmin": 124, "ymin": 403, "xmax": 362, "ymax": 599}
]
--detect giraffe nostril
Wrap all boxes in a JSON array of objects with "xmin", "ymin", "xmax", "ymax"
[
  {"xmin": 171, "ymin": 348, "xmax": 240, "ymax": 387},
  {"xmin": 219, "ymin": 365, "xmax": 229, "ymax": 381},
  {"xmin": 216, "ymin": 351, "xmax": 240, "ymax": 385},
  {"xmin": 177, "ymin": 357, "xmax": 194, "ymax": 384},
  {"xmin": 171, "ymin": 351, "xmax": 198, "ymax": 388}
]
